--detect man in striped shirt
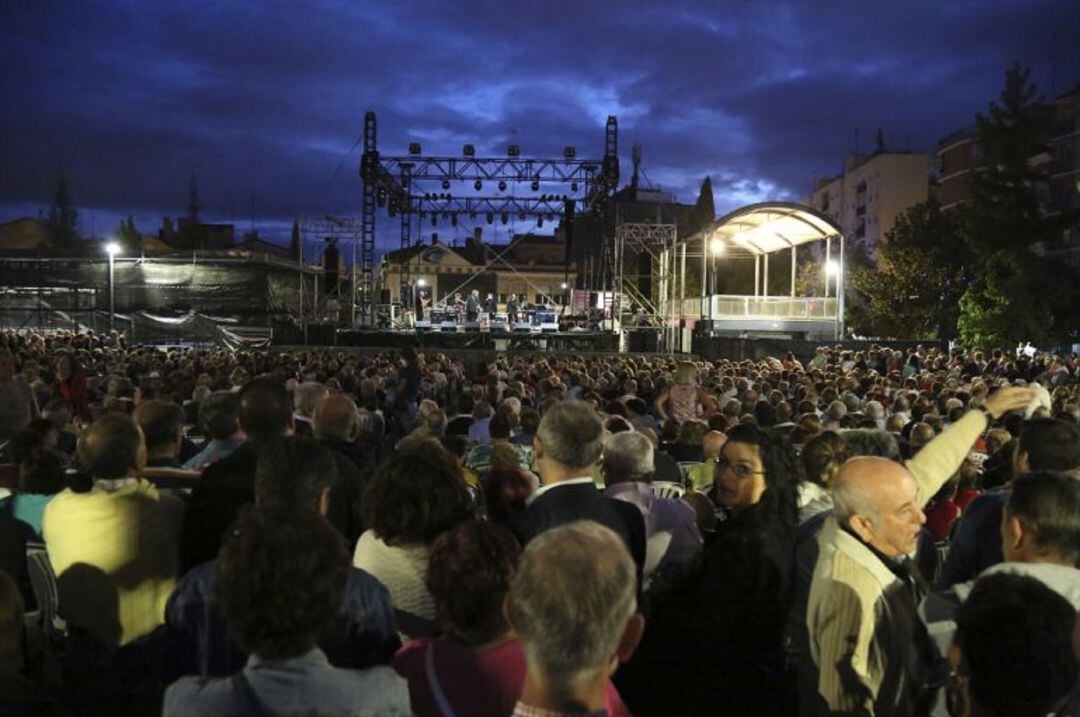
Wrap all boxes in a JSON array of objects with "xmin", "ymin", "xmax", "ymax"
[{"xmin": 805, "ymin": 387, "xmax": 1034, "ymax": 716}]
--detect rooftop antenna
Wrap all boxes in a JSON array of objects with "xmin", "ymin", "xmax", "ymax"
[{"xmin": 631, "ymin": 144, "xmax": 642, "ymax": 195}]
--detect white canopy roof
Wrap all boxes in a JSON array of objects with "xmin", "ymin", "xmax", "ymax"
[{"xmin": 693, "ymin": 202, "xmax": 842, "ymax": 255}]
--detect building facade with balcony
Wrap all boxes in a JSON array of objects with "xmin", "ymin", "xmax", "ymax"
[{"xmin": 808, "ymin": 151, "xmax": 932, "ymax": 248}]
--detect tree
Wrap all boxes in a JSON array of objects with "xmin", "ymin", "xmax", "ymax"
[
  {"xmin": 45, "ymin": 173, "xmax": 79, "ymax": 246},
  {"xmin": 849, "ymin": 201, "xmax": 968, "ymax": 339},
  {"xmin": 290, "ymin": 219, "xmax": 301, "ymax": 261},
  {"xmin": 116, "ymin": 215, "xmax": 141, "ymax": 253},
  {"xmin": 957, "ymin": 63, "xmax": 1080, "ymax": 347}
]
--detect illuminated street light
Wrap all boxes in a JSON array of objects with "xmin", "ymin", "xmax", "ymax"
[
  {"xmin": 104, "ymin": 241, "xmax": 120, "ymax": 331},
  {"xmin": 825, "ymin": 259, "xmax": 840, "ymax": 276}
]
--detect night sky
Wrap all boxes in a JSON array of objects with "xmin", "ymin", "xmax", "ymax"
[{"xmin": 2, "ymin": 1, "xmax": 1078, "ymax": 252}]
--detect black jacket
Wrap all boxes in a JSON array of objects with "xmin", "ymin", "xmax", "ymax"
[
  {"xmin": 616, "ymin": 496, "xmax": 797, "ymax": 716},
  {"xmin": 509, "ymin": 481, "xmax": 647, "ymax": 581}
]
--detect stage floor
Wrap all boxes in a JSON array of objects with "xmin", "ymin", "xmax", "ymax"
[{"xmin": 272, "ymin": 326, "xmax": 620, "ymax": 352}]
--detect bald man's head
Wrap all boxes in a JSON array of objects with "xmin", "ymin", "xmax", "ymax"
[
  {"xmin": 702, "ymin": 431, "xmax": 728, "ymax": 460},
  {"xmin": 313, "ymin": 394, "xmax": 359, "ymax": 443},
  {"xmin": 832, "ymin": 456, "xmax": 925, "ymax": 558}
]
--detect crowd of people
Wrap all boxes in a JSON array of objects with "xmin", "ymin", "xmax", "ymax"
[{"xmin": 1, "ymin": 327, "xmax": 1080, "ymax": 716}]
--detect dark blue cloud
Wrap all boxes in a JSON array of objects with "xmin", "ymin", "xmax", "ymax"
[{"xmin": 1, "ymin": 0, "xmax": 1078, "ymax": 250}]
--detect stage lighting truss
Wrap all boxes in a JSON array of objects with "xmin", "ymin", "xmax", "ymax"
[{"xmin": 360, "ymin": 112, "xmax": 620, "ymax": 322}]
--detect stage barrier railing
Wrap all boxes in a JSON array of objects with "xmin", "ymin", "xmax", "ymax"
[{"xmin": 665, "ymin": 295, "xmax": 838, "ymax": 321}]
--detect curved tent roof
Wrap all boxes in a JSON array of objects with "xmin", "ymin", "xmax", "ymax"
[{"xmin": 692, "ymin": 201, "xmax": 842, "ymax": 255}]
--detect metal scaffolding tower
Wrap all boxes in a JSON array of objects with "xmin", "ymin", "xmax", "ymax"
[
  {"xmin": 300, "ymin": 215, "xmax": 363, "ymax": 326},
  {"xmin": 614, "ymin": 222, "xmax": 678, "ymax": 349}
]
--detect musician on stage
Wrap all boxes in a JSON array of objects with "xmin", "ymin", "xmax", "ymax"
[
  {"xmin": 453, "ymin": 292, "xmax": 466, "ymax": 323},
  {"xmin": 416, "ymin": 291, "xmax": 429, "ymax": 321},
  {"xmin": 485, "ymin": 293, "xmax": 497, "ymax": 320},
  {"xmin": 506, "ymin": 294, "xmax": 519, "ymax": 325},
  {"xmin": 466, "ymin": 290, "xmax": 480, "ymax": 323}
]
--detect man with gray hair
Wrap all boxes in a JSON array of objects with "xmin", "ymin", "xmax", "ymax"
[
  {"xmin": 292, "ymin": 381, "xmax": 328, "ymax": 437},
  {"xmin": 507, "ymin": 521, "xmax": 644, "ymax": 717},
  {"xmin": 804, "ymin": 387, "xmax": 1036, "ymax": 715},
  {"xmin": 602, "ymin": 431, "xmax": 701, "ymax": 582},
  {"xmin": 509, "ymin": 400, "xmax": 646, "ymax": 581}
]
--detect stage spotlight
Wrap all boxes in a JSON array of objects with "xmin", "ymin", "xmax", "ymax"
[
  {"xmin": 560, "ymin": 282, "xmax": 569, "ymax": 290},
  {"xmin": 450, "ymin": 214, "xmax": 458, "ymax": 227},
  {"xmin": 564, "ymin": 146, "xmax": 576, "ymax": 159},
  {"xmin": 441, "ymin": 180, "xmax": 450, "ymax": 190},
  {"xmin": 432, "ymin": 214, "xmax": 438, "ymax": 226},
  {"xmin": 530, "ymin": 180, "xmax": 540, "ymax": 191},
  {"xmin": 463, "ymin": 144, "xmax": 475, "ymax": 157},
  {"xmin": 409, "ymin": 142, "xmax": 421, "ymax": 155},
  {"xmin": 498, "ymin": 180, "xmax": 507, "ymax": 192},
  {"xmin": 500, "ymin": 213, "xmax": 509, "ymax": 225},
  {"xmin": 570, "ymin": 182, "xmax": 578, "ymax": 192},
  {"xmin": 486, "ymin": 212, "xmax": 494, "ymax": 224},
  {"xmin": 474, "ymin": 179, "xmax": 482, "ymax": 191},
  {"xmin": 518, "ymin": 211, "xmax": 526, "ymax": 221},
  {"xmin": 537, "ymin": 216, "xmax": 543, "ymax": 228},
  {"xmin": 419, "ymin": 211, "xmax": 426, "ymax": 219},
  {"xmin": 507, "ymin": 144, "xmax": 520, "ymax": 158},
  {"xmin": 469, "ymin": 211, "xmax": 477, "ymax": 220}
]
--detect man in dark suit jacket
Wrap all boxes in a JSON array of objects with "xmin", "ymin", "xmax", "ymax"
[{"xmin": 510, "ymin": 400, "xmax": 646, "ymax": 582}]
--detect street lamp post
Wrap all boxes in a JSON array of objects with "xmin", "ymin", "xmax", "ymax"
[
  {"xmin": 105, "ymin": 242, "xmax": 120, "ymax": 333},
  {"xmin": 708, "ymin": 236, "xmax": 725, "ymax": 321}
]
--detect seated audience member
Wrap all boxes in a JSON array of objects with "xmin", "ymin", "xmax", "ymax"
[
  {"xmin": 924, "ymin": 478, "xmax": 961, "ymax": 541},
  {"xmin": 602, "ymin": 431, "xmax": 701, "ymax": 582},
  {"xmin": 620, "ymin": 422, "xmax": 799, "ymax": 715},
  {"xmin": 0, "ymin": 568, "xmax": 60, "ymax": 715},
  {"xmin": 182, "ymin": 391, "xmax": 244, "ymax": 471},
  {"xmin": 465, "ymin": 412, "xmax": 532, "ymax": 478},
  {"xmin": 639, "ymin": 427, "xmax": 683, "ymax": 485},
  {"xmin": 665, "ymin": 419, "xmax": 708, "ymax": 462},
  {"xmin": 180, "ymin": 378, "xmax": 294, "ymax": 573},
  {"xmin": 163, "ymin": 509, "xmax": 410, "ymax": 716},
  {"xmin": 510, "ymin": 407, "xmax": 540, "ymax": 447},
  {"xmin": 395, "ymin": 520, "xmax": 633, "ymax": 717},
  {"xmin": 507, "ymin": 522, "xmax": 642, "ymax": 717},
  {"xmin": 484, "ymin": 466, "xmax": 535, "ymax": 525},
  {"xmin": 291, "ymin": 381, "xmax": 327, "ymax": 436},
  {"xmin": 167, "ymin": 436, "xmax": 398, "ymax": 678},
  {"xmin": 43, "ymin": 413, "xmax": 184, "ymax": 648},
  {"xmin": 439, "ymin": 434, "xmax": 480, "ymax": 489},
  {"xmin": 0, "ymin": 348, "xmax": 36, "ymax": 462},
  {"xmin": 353, "ymin": 442, "xmax": 473, "ymax": 636},
  {"xmin": 313, "ymin": 393, "xmax": 372, "ymax": 544},
  {"xmin": 940, "ymin": 417, "xmax": 1080, "ymax": 589},
  {"xmin": 39, "ymin": 399, "xmax": 77, "ymax": 456},
  {"xmin": 508, "ymin": 401, "xmax": 646, "ymax": 581},
  {"xmin": 925, "ymin": 470, "xmax": 1080, "ymax": 644},
  {"xmin": 5, "ymin": 431, "xmax": 65, "ymax": 539},
  {"xmin": 132, "ymin": 399, "xmax": 186, "ymax": 468},
  {"xmin": 355, "ymin": 378, "xmax": 386, "ymax": 444},
  {"xmin": 796, "ymin": 430, "xmax": 850, "ymax": 524},
  {"xmin": 686, "ymin": 429, "xmax": 726, "ymax": 491},
  {"xmin": 468, "ymin": 400, "xmax": 495, "ymax": 445},
  {"xmin": 948, "ymin": 573, "xmax": 1077, "ymax": 717},
  {"xmin": 626, "ymin": 397, "xmax": 658, "ymax": 433}
]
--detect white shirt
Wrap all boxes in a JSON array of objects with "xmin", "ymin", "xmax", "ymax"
[{"xmin": 527, "ymin": 476, "xmax": 595, "ymax": 505}]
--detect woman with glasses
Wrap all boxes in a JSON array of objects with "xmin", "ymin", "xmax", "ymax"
[{"xmin": 616, "ymin": 423, "xmax": 800, "ymax": 716}]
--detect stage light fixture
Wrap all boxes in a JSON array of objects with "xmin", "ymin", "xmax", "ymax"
[
  {"xmin": 463, "ymin": 144, "xmax": 475, "ymax": 157},
  {"xmin": 507, "ymin": 144, "xmax": 520, "ymax": 158},
  {"xmin": 498, "ymin": 180, "xmax": 507, "ymax": 192},
  {"xmin": 441, "ymin": 180, "xmax": 451, "ymax": 190},
  {"xmin": 432, "ymin": 214, "xmax": 438, "ymax": 226},
  {"xmin": 501, "ymin": 213, "xmax": 509, "ymax": 225},
  {"xmin": 570, "ymin": 182, "xmax": 578, "ymax": 192},
  {"xmin": 474, "ymin": 179, "xmax": 482, "ymax": 191},
  {"xmin": 530, "ymin": 180, "xmax": 540, "ymax": 191},
  {"xmin": 409, "ymin": 142, "xmax": 422, "ymax": 155},
  {"xmin": 537, "ymin": 216, "xmax": 543, "ymax": 228},
  {"xmin": 518, "ymin": 211, "xmax": 526, "ymax": 221},
  {"xmin": 486, "ymin": 212, "xmax": 494, "ymax": 225},
  {"xmin": 450, "ymin": 214, "xmax": 458, "ymax": 227},
  {"xmin": 469, "ymin": 211, "xmax": 477, "ymax": 220},
  {"xmin": 419, "ymin": 211, "xmax": 426, "ymax": 219},
  {"xmin": 564, "ymin": 146, "xmax": 576, "ymax": 159}
]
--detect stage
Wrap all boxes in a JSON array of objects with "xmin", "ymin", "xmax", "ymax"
[{"xmin": 272, "ymin": 324, "xmax": 620, "ymax": 352}]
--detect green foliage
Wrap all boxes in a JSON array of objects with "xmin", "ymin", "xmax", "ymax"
[
  {"xmin": 45, "ymin": 174, "xmax": 79, "ymax": 246},
  {"xmin": 849, "ymin": 201, "xmax": 967, "ymax": 339},
  {"xmin": 955, "ymin": 63, "xmax": 1079, "ymax": 348},
  {"xmin": 117, "ymin": 215, "xmax": 141, "ymax": 252}
]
